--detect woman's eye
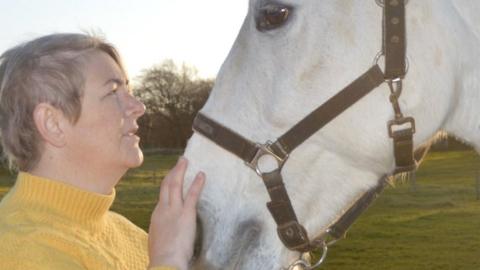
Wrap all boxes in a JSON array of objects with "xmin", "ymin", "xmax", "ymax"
[
  {"xmin": 256, "ymin": 4, "xmax": 291, "ymax": 31},
  {"xmin": 109, "ymin": 83, "xmax": 119, "ymax": 95}
]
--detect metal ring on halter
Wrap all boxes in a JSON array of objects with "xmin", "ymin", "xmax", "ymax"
[
  {"xmin": 245, "ymin": 141, "xmax": 288, "ymax": 176},
  {"xmin": 373, "ymin": 51, "xmax": 410, "ymax": 76},
  {"xmin": 286, "ymin": 244, "xmax": 328, "ymax": 270},
  {"xmin": 375, "ymin": 0, "xmax": 409, "ymax": 7},
  {"xmin": 373, "ymin": 51, "xmax": 384, "ymax": 67}
]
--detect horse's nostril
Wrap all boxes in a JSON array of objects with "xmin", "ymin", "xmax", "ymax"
[
  {"xmin": 192, "ymin": 216, "xmax": 204, "ymax": 262},
  {"xmin": 237, "ymin": 219, "xmax": 262, "ymax": 239}
]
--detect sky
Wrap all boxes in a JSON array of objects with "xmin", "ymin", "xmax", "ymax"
[{"xmin": 0, "ymin": 0, "xmax": 248, "ymax": 80}]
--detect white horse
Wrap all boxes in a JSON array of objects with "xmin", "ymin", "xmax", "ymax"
[{"xmin": 184, "ymin": 0, "xmax": 480, "ymax": 269}]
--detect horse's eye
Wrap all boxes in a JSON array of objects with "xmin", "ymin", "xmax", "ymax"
[{"xmin": 256, "ymin": 4, "xmax": 291, "ymax": 31}]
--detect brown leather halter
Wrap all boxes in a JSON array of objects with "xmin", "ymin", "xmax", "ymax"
[{"xmin": 192, "ymin": 0, "xmax": 415, "ymax": 265}]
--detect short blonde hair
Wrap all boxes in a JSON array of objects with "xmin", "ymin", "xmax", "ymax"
[{"xmin": 0, "ymin": 33, "xmax": 127, "ymax": 171}]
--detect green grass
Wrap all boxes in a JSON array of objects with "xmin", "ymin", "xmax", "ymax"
[
  {"xmin": 1, "ymin": 151, "xmax": 479, "ymax": 269},
  {"xmin": 323, "ymin": 150, "xmax": 480, "ymax": 270}
]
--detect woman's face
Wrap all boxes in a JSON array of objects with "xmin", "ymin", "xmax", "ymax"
[{"xmin": 64, "ymin": 50, "xmax": 146, "ymax": 172}]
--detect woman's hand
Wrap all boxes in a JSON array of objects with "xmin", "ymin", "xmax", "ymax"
[{"xmin": 148, "ymin": 157, "xmax": 206, "ymax": 270}]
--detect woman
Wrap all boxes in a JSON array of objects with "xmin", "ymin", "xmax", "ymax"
[{"xmin": 0, "ymin": 33, "xmax": 204, "ymax": 270}]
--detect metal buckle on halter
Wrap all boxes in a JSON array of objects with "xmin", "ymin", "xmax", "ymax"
[
  {"xmin": 387, "ymin": 116, "xmax": 415, "ymax": 137},
  {"xmin": 246, "ymin": 141, "xmax": 288, "ymax": 176}
]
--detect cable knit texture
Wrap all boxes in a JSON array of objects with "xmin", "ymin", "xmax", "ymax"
[{"xmin": 0, "ymin": 172, "xmax": 175, "ymax": 270}]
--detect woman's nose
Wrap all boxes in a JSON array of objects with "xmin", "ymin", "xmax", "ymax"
[{"xmin": 124, "ymin": 94, "xmax": 146, "ymax": 118}]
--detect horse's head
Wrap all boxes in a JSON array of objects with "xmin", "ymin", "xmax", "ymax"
[{"xmin": 184, "ymin": 0, "xmax": 467, "ymax": 269}]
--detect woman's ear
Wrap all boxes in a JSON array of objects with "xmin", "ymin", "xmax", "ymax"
[{"xmin": 33, "ymin": 103, "xmax": 68, "ymax": 148}]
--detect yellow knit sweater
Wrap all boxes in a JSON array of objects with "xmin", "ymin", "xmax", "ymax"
[{"xmin": 0, "ymin": 172, "xmax": 175, "ymax": 270}]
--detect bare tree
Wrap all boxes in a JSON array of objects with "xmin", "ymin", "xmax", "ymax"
[{"xmin": 134, "ymin": 60, "xmax": 213, "ymax": 148}]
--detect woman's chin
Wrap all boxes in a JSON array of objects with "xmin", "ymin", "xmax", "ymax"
[{"xmin": 125, "ymin": 149, "xmax": 144, "ymax": 168}]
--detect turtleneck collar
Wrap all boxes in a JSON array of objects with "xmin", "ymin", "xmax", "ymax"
[{"xmin": 3, "ymin": 172, "xmax": 115, "ymax": 224}]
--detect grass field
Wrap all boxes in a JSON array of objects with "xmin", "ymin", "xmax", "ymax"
[{"xmin": 1, "ymin": 150, "xmax": 479, "ymax": 269}]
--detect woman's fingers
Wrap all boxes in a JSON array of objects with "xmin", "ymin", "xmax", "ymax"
[
  {"xmin": 157, "ymin": 157, "xmax": 205, "ymax": 212},
  {"xmin": 148, "ymin": 166, "xmax": 205, "ymax": 270},
  {"xmin": 184, "ymin": 172, "xmax": 206, "ymax": 211},
  {"xmin": 168, "ymin": 157, "xmax": 188, "ymax": 207},
  {"xmin": 159, "ymin": 173, "xmax": 171, "ymax": 206},
  {"xmin": 159, "ymin": 157, "xmax": 185, "ymax": 206}
]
